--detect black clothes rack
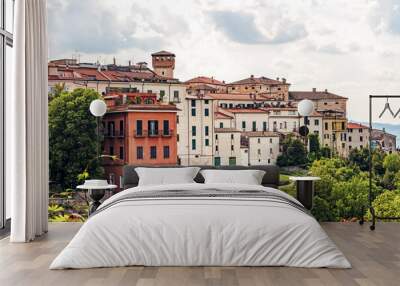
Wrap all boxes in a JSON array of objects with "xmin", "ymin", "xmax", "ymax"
[{"xmin": 359, "ymin": 95, "xmax": 400, "ymax": 230}]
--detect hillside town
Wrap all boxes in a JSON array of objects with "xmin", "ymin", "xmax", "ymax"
[{"xmin": 48, "ymin": 51, "xmax": 397, "ymax": 187}]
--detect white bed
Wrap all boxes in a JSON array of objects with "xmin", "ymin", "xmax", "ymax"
[{"xmin": 50, "ymin": 183, "xmax": 351, "ymax": 269}]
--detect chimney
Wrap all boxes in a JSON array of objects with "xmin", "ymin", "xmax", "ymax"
[
  {"xmin": 312, "ymin": 88, "xmax": 316, "ymax": 92},
  {"xmin": 250, "ymin": 74, "xmax": 254, "ymax": 78},
  {"xmin": 324, "ymin": 88, "xmax": 328, "ymax": 93},
  {"xmin": 113, "ymin": 57, "xmax": 116, "ymax": 65},
  {"xmin": 282, "ymin": 78, "xmax": 286, "ymax": 84},
  {"xmin": 276, "ymin": 77, "xmax": 280, "ymax": 81},
  {"xmin": 128, "ymin": 60, "xmax": 131, "ymax": 67}
]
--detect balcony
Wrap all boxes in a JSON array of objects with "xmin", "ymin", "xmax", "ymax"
[
  {"xmin": 162, "ymin": 129, "xmax": 174, "ymax": 137},
  {"xmin": 104, "ymin": 130, "xmax": 124, "ymax": 138}
]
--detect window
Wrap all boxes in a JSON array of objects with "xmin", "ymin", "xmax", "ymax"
[
  {"xmin": 191, "ymin": 108, "xmax": 196, "ymax": 116},
  {"xmin": 109, "ymin": 146, "xmax": 114, "ymax": 156},
  {"xmin": 252, "ymin": 121, "xmax": 256, "ymax": 132},
  {"xmin": 173, "ymin": 90, "xmax": 179, "ymax": 102},
  {"xmin": 163, "ymin": 120, "xmax": 170, "ymax": 136},
  {"xmin": 263, "ymin": 122, "xmax": 267, "ymax": 131},
  {"xmin": 205, "ymin": 139, "xmax": 209, "ymax": 146},
  {"xmin": 191, "ymin": 100, "xmax": 196, "ymax": 107},
  {"xmin": 192, "ymin": 139, "xmax": 196, "ymax": 150},
  {"xmin": 1, "ymin": 0, "xmax": 14, "ymax": 228},
  {"xmin": 270, "ymin": 148, "xmax": 273, "ymax": 154},
  {"xmin": 119, "ymin": 146, "xmax": 124, "ymax": 160},
  {"xmin": 148, "ymin": 120, "xmax": 159, "ymax": 136},
  {"xmin": 160, "ymin": 90, "xmax": 165, "ymax": 98},
  {"xmin": 314, "ymin": 119, "xmax": 319, "ymax": 126},
  {"xmin": 119, "ymin": 120, "xmax": 124, "ymax": 136},
  {"xmin": 150, "ymin": 146, "xmax": 157, "ymax": 159},
  {"xmin": 270, "ymin": 138, "xmax": 273, "ymax": 143},
  {"xmin": 215, "ymin": 145, "xmax": 219, "ymax": 152},
  {"xmin": 147, "ymin": 90, "xmax": 152, "ymax": 93},
  {"xmin": 231, "ymin": 145, "xmax": 234, "ymax": 151},
  {"xmin": 242, "ymin": 121, "xmax": 246, "ymax": 129},
  {"xmin": 258, "ymin": 149, "xmax": 261, "ymax": 155},
  {"xmin": 204, "ymin": 108, "xmax": 209, "ymax": 116},
  {"xmin": 231, "ymin": 134, "xmax": 234, "ymax": 140},
  {"xmin": 219, "ymin": 122, "xmax": 223, "ymax": 128},
  {"xmin": 107, "ymin": 121, "xmax": 115, "ymax": 136},
  {"xmin": 229, "ymin": 157, "xmax": 236, "ymax": 166},
  {"xmin": 215, "ymin": 134, "xmax": 218, "ymax": 140},
  {"xmin": 360, "ymin": 136, "xmax": 363, "ymax": 142},
  {"xmin": 192, "ymin": 126, "xmax": 196, "ymax": 136},
  {"xmin": 258, "ymin": 138, "xmax": 261, "ymax": 144},
  {"xmin": 137, "ymin": 146, "xmax": 144, "ymax": 159},
  {"xmin": 163, "ymin": 146, "xmax": 170, "ymax": 159},
  {"xmin": 176, "ymin": 115, "xmax": 179, "ymax": 124},
  {"xmin": 214, "ymin": 157, "xmax": 221, "ymax": 166},
  {"xmin": 359, "ymin": 128, "xmax": 363, "ymax": 133},
  {"xmin": 205, "ymin": 100, "xmax": 209, "ymax": 104},
  {"xmin": 205, "ymin": 126, "xmax": 209, "ymax": 136},
  {"xmin": 325, "ymin": 122, "xmax": 328, "ymax": 130},
  {"xmin": 136, "ymin": 120, "xmax": 143, "ymax": 136}
]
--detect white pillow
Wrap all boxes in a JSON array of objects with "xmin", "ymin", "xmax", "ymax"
[
  {"xmin": 200, "ymin": 169, "xmax": 266, "ymax": 185},
  {"xmin": 135, "ymin": 167, "xmax": 201, "ymax": 186}
]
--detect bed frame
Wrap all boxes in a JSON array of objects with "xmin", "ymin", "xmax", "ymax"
[{"xmin": 122, "ymin": 165, "xmax": 280, "ymax": 190}]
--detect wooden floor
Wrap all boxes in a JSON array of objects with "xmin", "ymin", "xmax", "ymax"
[{"xmin": 0, "ymin": 223, "xmax": 399, "ymax": 286}]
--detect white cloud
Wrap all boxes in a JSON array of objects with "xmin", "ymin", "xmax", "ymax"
[{"xmin": 47, "ymin": 0, "xmax": 400, "ymax": 123}]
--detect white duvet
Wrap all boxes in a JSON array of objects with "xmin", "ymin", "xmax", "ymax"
[{"xmin": 50, "ymin": 183, "xmax": 351, "ymax": 269}]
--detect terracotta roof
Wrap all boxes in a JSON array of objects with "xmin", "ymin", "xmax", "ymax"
[
  {"xmin": 215, "ymin": 112, "xmax": 234, "ymax": 119},
  {"xmin": 214, "ymin": 128, "xmax": 241, "ymax": 133},
  {"xmin": 185, "ymin": 76, "xmax": 225, "ymax": 86},
  {"xmin": 228, "ymin": 76, "xmax": 287, "ymax": 86},
  {"xmin": 223, "ymin": 108, "xmax": 267, "ymax": 114},
  {"xmin": 289, "ymin": 91, "xmax": 348, "ymax": 100},
  {"xmin": 242, "ymin": 131, "xmax": 280, "ymax": 137},
  {"xmin": 48, "ymin": 65, "xmax": 179, "ymax": 83},
  {"xmin": 187, "ymin": 84, "xmax": 217, "ymax": 91},
  {"xmin": 207, "ymin": 93, "xmax": 271, "ymax": 101},
  {"xmin": 108, "ymin": 104, "xmax": 179, "ymax": 112},
  {"xmin": 347, "ymin": 122, "xmax": 368, "ymax": 129},
  {"xmin": 151, "ymin": 50, "xmax": 175, "ymax": 57}
]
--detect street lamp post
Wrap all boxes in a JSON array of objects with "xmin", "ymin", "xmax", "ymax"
[
  {"xmin": 297, "ymin": 99, "xmax": 315, "ymax": 150},
  {"xmin": 89, "ymin": 99, "xmax": 107, "ymax": 158}
]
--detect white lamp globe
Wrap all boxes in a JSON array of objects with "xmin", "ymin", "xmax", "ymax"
[
  {"xmin": 297, "ymin": 99, "xmax": 314, "ymax": 116},
  {"xmin": 89, "ymin": 99, "xmax": 107, "ymax": 117}
]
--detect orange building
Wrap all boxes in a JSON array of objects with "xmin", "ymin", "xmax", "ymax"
[{"xmin": 102, "ymin": 88, "xmax": 179, "ymax": 189}]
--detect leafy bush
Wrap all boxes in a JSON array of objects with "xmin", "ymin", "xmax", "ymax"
[{"xmin": 370, "ymin": 190, "xmax": 400, "ymax": 220}]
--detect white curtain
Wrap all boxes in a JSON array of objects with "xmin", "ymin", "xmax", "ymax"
[{"xmin": 7, "ymin": 0, "xmax": 49, "ymax": 242}]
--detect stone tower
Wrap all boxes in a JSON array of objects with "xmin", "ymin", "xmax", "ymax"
[{"xmin": 151, "ymin": 51, "xmax": 175, "ymax": 78}]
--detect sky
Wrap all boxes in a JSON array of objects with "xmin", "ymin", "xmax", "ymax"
[{"xmin": 47, "ymin": 0, "xmax": 400, "ymax": 124}]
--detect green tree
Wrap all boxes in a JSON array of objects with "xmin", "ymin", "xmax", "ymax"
[
  {"xmin": 277, "ymin": 136, "xmax": 307, "ymax": 167},
  {"xmin": 370, "ymin": 190, "xmax": 400, "ymax": 221},
  {"xmin": 49, "ymin": 88, "xmax": 103, "ymax": 189},
  {"xmin": 348, "ymin": 147, "xmax": 369, "ymax": 171},
  {"xmin": 382, "ymin": 153, "xmax": 400, "ymax": 190}
]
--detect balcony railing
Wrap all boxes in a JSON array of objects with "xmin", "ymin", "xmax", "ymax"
[
  {"xmin": 162, "ymin": 129, "xmax": 174, "ymax": 137},
  {"xmin": 104, "ymin": 130, "xmax": 124, "ymax": 138},
  {"xmin": 134, "ymin": 129, "xmax": 174, "ymax": 138}
]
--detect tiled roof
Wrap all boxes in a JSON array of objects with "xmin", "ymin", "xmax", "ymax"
[
  {"xmin": 228, "ymin": 76, "xmax": 287, "ymax": 86},
  {"xmin": 108, "ymin": 104, "xmax": 179, "ymax": 112},
  {"xmin": 151, "ymin": 50, "xmax": 175, "ymax": 57},
  {"xmin": 185, "ymin": 76, "xmax": 225, "ymax": 86},
  {"xmin": 49, "ymin": 65, "xmax": 179, "ymax": 83},
  {"xmin": 242, "ymin": 131, "xmax": 280, "ymax": 137},
  {"xmin": 187, "ymin": 84, "xmax": 217, "ymax": 91},
  {"xmin": 215, "ymin": 112, "xmax": 234, "ymax": 119},
  {"xmin": 223, "ymin": 108, "xmax": 267, "ymax": 114},
  {"xmin": 289, "ymin": 91, "xmax": 348, "ymax": 100},
  {"xmin": 207, "ymin": 93, "xmax": 271, "ymax": 101},
  {"xmin": 347, "ymin": 122, "xmax": 368, "ymax": 129}
]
